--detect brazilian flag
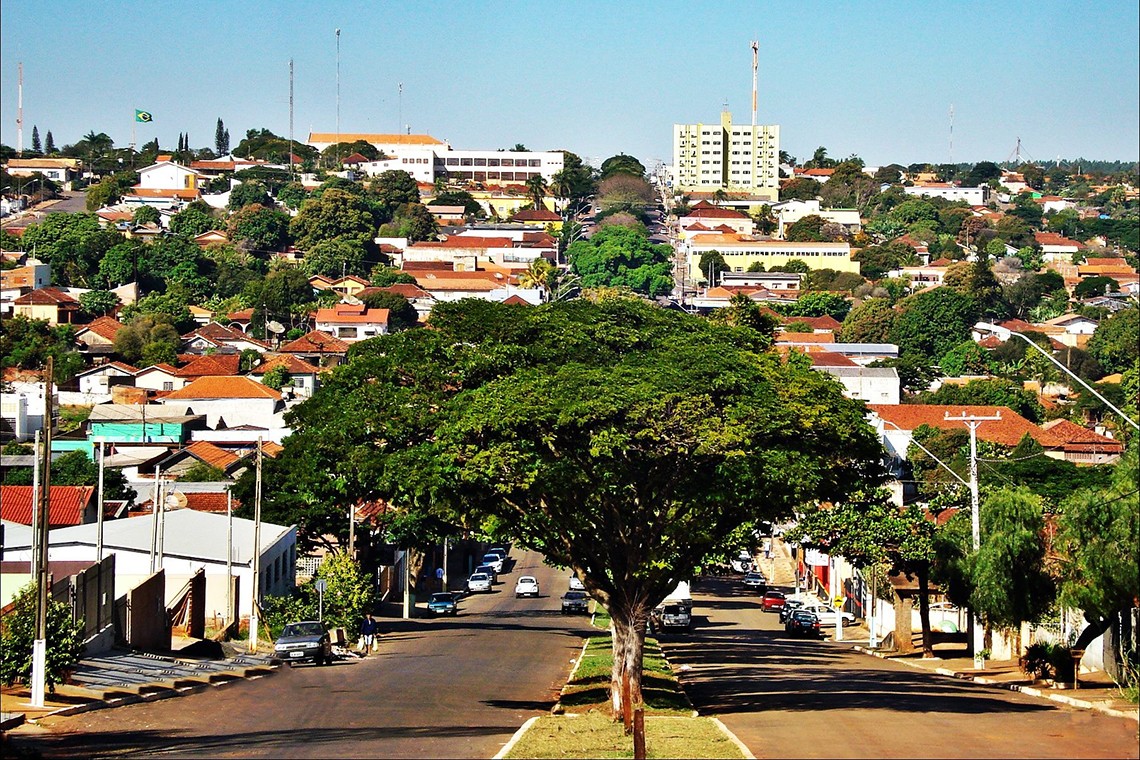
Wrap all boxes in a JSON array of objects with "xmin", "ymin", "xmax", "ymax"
[{"xmin": 135, "ymin": 109, "xmax": 153, "ymax": 123}]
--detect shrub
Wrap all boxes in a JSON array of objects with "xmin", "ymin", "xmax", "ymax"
[{"xmin": 0, "ymin": 583, "xmax": 85, "ymax": 691}]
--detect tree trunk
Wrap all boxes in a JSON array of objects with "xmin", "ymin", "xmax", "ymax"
[
  {"xmin": 917, "ymin": 566, "xmax": 934, "ymax": 658},
  {"xmin": 610, "ymin": 606, "xmax": 648, "ymax": 721},
  {"xmin": 893, "ymin": 593, "xmax": 915, "ymax": 654}
]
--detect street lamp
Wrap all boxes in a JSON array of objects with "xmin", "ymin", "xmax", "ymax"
[{"xmin": 974, "ymin": 322, "xmax": 1138, "ymax": 431}]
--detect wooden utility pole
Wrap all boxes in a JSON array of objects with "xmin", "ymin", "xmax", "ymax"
[
  {"xmin": 249, "ymin": 437, "xmax": 263, "ymax": 652},
  {"xmin": 31, "ymin": 357, "xmax": 54, "ymax": 708}
]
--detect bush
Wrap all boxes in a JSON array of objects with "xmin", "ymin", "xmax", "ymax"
[
  {"xmin": 0, "ymin": 583, "xmax": 85, "ymax": 691},
  {"xmin": 1018, "ymin": 641, "xmax": 1078, "ymax": 683}
]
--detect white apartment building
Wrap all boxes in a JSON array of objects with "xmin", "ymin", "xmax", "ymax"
[
  {"xmin": 770, "ymin": 199, "xmax": 862, "ymax": 238},
  {"xmin": 673, "ymin": 111, "xmax": 780, "ymax": 201},
  {"xmin": 307, "ymin": 132, "xmax": 564, "ymax": 184},
  {"xmin": 903, "ymin": 183, "xmax": 987, "ymax": 205}
]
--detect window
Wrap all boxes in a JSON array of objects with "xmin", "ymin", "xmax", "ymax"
[
  {"xmin": 488, "ymin": 158, "xmax": 500, "ymax": 167},
  {"xmin": 460, "ymin": 158, "xmax": 473, "ymax": 166},
  {"xmin": 163, "ymin": 381, "xmax": 173, "ymax": 391},
  {"xmin": 528, "ymin": 159, "xmax": 541, "ymax": 167},
  {"xmin": 446, "ymin": 157, "xmax": 459, "ymax": 166},
  {"xmin": 338, "ymin": 327, "xmax": 358, "ymax": 338},
  {"xmin": 501, "ymin": 158, "xmax": 514, "ymax": 167},
  {"xmin": 474, "ymin": 158, "xmax": 487, "ymax": 167}
]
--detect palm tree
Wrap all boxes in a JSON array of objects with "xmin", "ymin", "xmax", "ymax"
[
  {"xmin": 525, "ymin": 175, "xmax": 548, "ymax": 211},
  {"xmin": 549, "ymin": 170, "xmax": 573, "ymax": 212},
  {"xmin": 713, "ymin": 188, "xmax": 728, "ymax": 205},
  {"xmin": 519, "ymin": 258, "xmax": 554, "ymax": 295}
]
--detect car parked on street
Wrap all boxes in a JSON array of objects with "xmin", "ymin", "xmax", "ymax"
[
  {"xmin": 274, "ymin": 621, "xmax": 332, "ymax": 666},
  {"xmin": 481, "ymin": 553, "xmax": 505, "ymax": 573},
  {"xmin": 515, "ymin": 576, "xmax": 540, "ymax": 598},
  {"xmin": 779, "ymin": 598, "xmax": 806, "ymax": 624},
  {"xmin": 785, "ymin": 609, "xmax": 821, "ymax": 637},
  {"xmin": 560, "ymin": 590, "xmax": 589, "ymax": 614},
  {"xmin": 569, "ymin": 574, "xmax": 585, "ymax": 591},
  {"xmin": 475, "ymin": 563, "xmax": 499, "ymax": 583},
  {"xmin": 798, "ymin": 602, "xmax": 856, "ymax": 626},
  {"xmin": 650, "ymin": 603, "xmax": 692, "ymax": 632},
  {"xmin": 761, "ymin": 591, "xmax": 787, "ymax": 612},
  {"xmin": 467, "ymin": 572, "xmax": 492, "ymax": 593},
  {"xmin": 426, "ymin": 592, "xmax": 458, "ymax": 616}
]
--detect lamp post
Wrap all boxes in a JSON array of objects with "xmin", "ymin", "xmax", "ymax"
[{"xmin": 975, "ymin": 322, "xmax": 1138, "ymax": 432}]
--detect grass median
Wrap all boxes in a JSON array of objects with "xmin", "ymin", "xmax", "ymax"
[{"xmin": 503, "ymin": 603, "xmax": 746, "ymax": 759}]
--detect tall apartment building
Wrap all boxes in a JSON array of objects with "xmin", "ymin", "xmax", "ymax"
[{"xmin": 672, "ymin": 111, "xmax": 780, "ymax": 201}]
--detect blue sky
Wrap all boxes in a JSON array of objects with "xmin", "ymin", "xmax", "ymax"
[{"xmin": 2, "ymin": 1, "xmax": 1137, "ymax": 169}]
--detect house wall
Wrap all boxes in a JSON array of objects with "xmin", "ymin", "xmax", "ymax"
[
  {"xmin": 125, "ymin": 570, "xmax": 170, "ymax": 650},
  {"xmin": 139, "ymin": 163, "xmax": 198, "ymax": 191},
  {"xmin": 158, "ymin": 397, "xmax": 282, "ymax": 429},
  {"xmin": 687, "ymin": 242, "xmax": 858, "ymax": 277},
  {"xmin": 13, "ymin": 302, "xmax": 62, "ymax": 324}
]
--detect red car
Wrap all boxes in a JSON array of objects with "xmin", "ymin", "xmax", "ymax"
[{"xmin": 762, "ymin": 591, "xmax": 787, "ymax": 612}]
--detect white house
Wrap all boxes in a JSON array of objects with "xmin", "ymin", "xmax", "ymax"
[
  {"xmin": 135, "ymin": 364, "xmax": 184, "ymax": 393},
  {"xmin": 904, "ymin": 183, "xmax": 987, "ymax": 205},
  {"xmin": 0, "ymin": 510, "xmax": 296, "ymax": 619},
  {"xmin": 770, "ymin": 199, "xmax": 861, "ymax": 239},
  {"xmin": 314, "ymin": 304, "xmax": 390, "ymax": 343},
  {"xmin": 121, "ymin": 159, "xmax": 202, "ymax": 208},
  {"xmin": 158, "ymin": 376, "xmax": 285, "ymax": 429},
  {"xmin": 75, "ymin": 361, "xmax": 139, "ymax": 400},
  {"xmin": 813, "ymin": 365, "xmax": 901, "ymax": 405}
]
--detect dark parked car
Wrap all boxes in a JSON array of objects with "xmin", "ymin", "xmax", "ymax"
[
  {"xmin": 561, "ymin": 590, "xmax": 590, "ymax": 614},
  {"xmin": 785, "ymin": 609, "xmax": 821, "ymax": 637},
  {"xmin": 427, "ymin": 592, "xmax": 458, "ymax": 616},
  {"xmin": 779, "ymin": 599, "xmax": 806, "ymax": 624},
  {"xmin": 274, "ymin": 621, "xmax": 332, "ymax": 666},
  {"xmin": 762, "ymin": 591, "xmax": 787, "ymax": 612}
]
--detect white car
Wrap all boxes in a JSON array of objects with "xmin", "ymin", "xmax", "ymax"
[
  {"xmin": 799, "ymin": 602, "xmax": 856, "ymax": 626},
  {"xmin": 481, "ymin": 553, "xmax": 505, "ymax": 573},
  {"xmin": 569, "ymin": 574, "xmax": 585, "ymax": 591},
  {"xmin": 467, "ymin": 573, "xmax": 492, "ymax": 593},
  {"xmin": 515, "ymin": 576, "xmax": 540, "ymax": 598}
]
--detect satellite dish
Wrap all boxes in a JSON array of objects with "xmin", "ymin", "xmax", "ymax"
[
  {"xmin": 165, "ymin": 490, "xmax": 188, "ymax": 509},
  {"xmin": 266, "ymin": 320, "xmax": 285, "ymax": 334}
]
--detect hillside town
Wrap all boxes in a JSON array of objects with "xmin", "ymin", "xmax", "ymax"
[{"xmin": 1, "ymin": 38, "xmax": 1138, "ymax": 760}]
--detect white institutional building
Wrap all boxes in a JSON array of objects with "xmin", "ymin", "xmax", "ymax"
[
  {"xmin": 306, "ymin": 132, "xmax": 564, "ymax": 185},
  {"xmin": 672, "ymin": 111, "xmax": 780, "ymax": 201}
]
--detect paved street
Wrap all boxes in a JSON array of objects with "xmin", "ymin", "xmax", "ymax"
[
  {"xmin": 10, "ymin": 550, "xmax": 589, "ymax": 759},
  {"xmin": 659, "ymin": 577, "xmax": 1139, "ymax": 759}
]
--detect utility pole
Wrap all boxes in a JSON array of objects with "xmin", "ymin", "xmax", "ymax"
[
  {"xmin": 149, "ymin": 467, "xmax": 161, "ymax": 572},
  {"xmin": 31, "ymin": 357, "xmax": 54, "ymax": 708},
  {"xmin": 289, "ymin": 58, "xmax": 295, "ymax": 179},
  {"xmin": 96, "ymin": 438, "xmax": 105, "ymax": 561},
  {"xmin": 249, "ymin": 437, "xmax": 263, "ymax": 653},
  {"xmin": 750, "ymin": 40, "xmax": 758, "ymax": 129},
  {"xmin": 335, "ymin": 29, "xmax": 341, "ymax": 170},
  {"xmin": 226, "ymin": 490, "xmax": 234, "ymax": 626},
  {"xmin": 348, "ymin": 500, "xmax": 355, "ymax": 557},
  {"xmin": 944, "ymin": 410, "xmax": 1001, "ymax": 663},
  {"xmin": 17, "ymin": 62, "xmax": 24, "ymax": 157}
]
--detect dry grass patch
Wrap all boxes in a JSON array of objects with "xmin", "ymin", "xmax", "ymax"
[
  {"xmin": 504, "ymin": 712, "xmax": 743, "ymax": 759},
  {"xmin": 560, "ymin": 636, "xmax": 690, "ymax": 714}
]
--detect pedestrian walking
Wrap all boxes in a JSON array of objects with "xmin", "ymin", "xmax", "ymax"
[{"xmin": 360, "ymin": 613, "xmax": 377, "ymax": 656}]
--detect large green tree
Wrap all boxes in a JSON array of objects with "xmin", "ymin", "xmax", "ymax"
[
  {"xmin": 254, "ymin": 296, "xmax": 883, "ymax": 715},
  {"xmin": 890, "ymin": 288, "xmax": 979, "ymax": 363},
  {"xmin": 0, "ymin": 316, "xmax": 85, "ymax": 383},
  {"xmin": 18, "ymin": 213, "xmax": 123, "ymax": 286},
  {"xmin": 1086, "ymin": 309, "xmax": 1139, "ymax": 374},
  {"xmin": 567, "ymin": 225, "xmax": 673, "ymax": 297},
  {"xmin": 291, "ymin": 188, "xmax": 379, "ymax": 250}
]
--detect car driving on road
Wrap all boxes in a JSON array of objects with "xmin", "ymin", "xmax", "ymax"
[
  {"xmin": 560, "ymin": 590, "xmax": 589, "ymax": 614},
  {"xmin": 475, "ymin": 563, "xmax": 499, "ymax": 583},
  {"xmin": 568, "ymin": 574, "xmax": 585, "ymax": 591},
  {"xmin": 274, "ymin": 621, "xmax": 332, "ymax": 666},
  {"xmin": 427, "ymin": 592, "xmax": 458, "ymax": 616},
  {"xmin": 761, "ymin": 591, "xmax": 787, "ymax": 612},
  {"xmin": 467, "ymin": 572, "xmax": 492, "ymax": 593},
  {"xmin": 481, "ymin": 553, "xmax": 505, "ymax": 573},
  {"xmin": 742, "ymin": 571, "xmax": 767, "ymax": 591},
  {"xmin": 515, "ymin": 576, "xmax": 540, "ymax": 598}
]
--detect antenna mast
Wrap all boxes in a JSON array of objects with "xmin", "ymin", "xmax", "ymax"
[
  {"xmin": 335, "ymin": 29, "xmax": 341, "ymax": 168},
  {"xmin": 289, "ymin": 58, "xmax": 295, "ymax": 178},
  {"xmin": 750, "ymin": 40, "xmax": 759, "ymax": 127},
  {"xmin": 17, "ymin": 62, "xmax": 24, "ymax": 157},
  {"xmin": 398, "ymin": 82, "xmax": 403, "ymax": 138},
  {"xmin": 948, "ymin": 104, "xmax": 954, "ymax": 164}
]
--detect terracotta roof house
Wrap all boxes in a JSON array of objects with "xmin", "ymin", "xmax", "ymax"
[
  {"xmin": 509, "ymin": 208, "xmax": 562, "ymax": 225},
  {"xmin": 1, "ymin": 485, "xmax": 96, "ymax": 527},
  {"xmin": 13, "ymin": 287, "xmax": 80, "ymax": 324},
  {"xmin": 279, "ymin": 330, "xmax": 351, "ymax": 367},
  {"xmin": 869, "ymin": 404, "xmax": 1059, "ymax": 449},
  {"xmin": 1039, "ymin": 419, "xmax": 1123, "ymax": 465},
  {"xmin": 249, "ymin": 353, "xmax": 322, "ymax": 399},
  {"xmin": 176, "ymin": 353, "xmax": 242, "ymax": 380},
  {"xmin": 134, "ymin": 363, "xmax": 184, "ymax": 393},
  {"xmin": 158, "ymin": 439, "xmax": 242, "ymax": 478},
  {"xmin": 74, "ymin": 316, "xmax": 124, "ymax": 354},
  {"xmin": 75, "ymin": 361, "xmax": 139, "ymax": 397},
  {"xmin": 181, "ymin": 322, "xmax": 271, "ymax": 354},
  {"xmin": 159, "ymin": 376, "xmax": 285, "ymax": 429}
]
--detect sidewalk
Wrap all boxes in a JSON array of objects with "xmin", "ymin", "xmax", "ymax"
[
  {"xmin": 0, "ymin": 645, "xmax": 278, "ymax": 731},
  {"xmin": 836, "ymin": 623, "xmax": 1139, "ymax": 722}
]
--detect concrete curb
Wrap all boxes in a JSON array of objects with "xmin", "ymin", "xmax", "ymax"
[
  {"xmin": 493, "ymin": 715, "xmax": 539, "ymax": 759},
  {"xmin": 552, "ymin": 639, "xmax": 592, "ymax": 713},
  {"xmin": 850, "ymin": 644, "xmax": 1139, "ymax": 722},
  {"xmin": 25, "ymin": 664, "xmax": 277, "ymax": 723},
  {"xmin": 710, "ymin": 716, "xmax": 755, "ymax": 759}
]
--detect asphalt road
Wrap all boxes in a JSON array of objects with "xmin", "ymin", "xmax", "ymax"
[
  {"xmin": 659, "ymin": 576, "xmax": 1139, "ymax": 759},
  {"xmin": 13, "ymin": 550, "xmax": 591, "ymax": 759}
]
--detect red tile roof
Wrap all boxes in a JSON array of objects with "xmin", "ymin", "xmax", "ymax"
[
  {"xmin": 869, "ymin": 404, "xmax": 1060, "ymax": 448},
  {"xmin": 501, "ymin": 295, "xmax": 533, "ymax": 306},
  {"xmin": 314, "ymin": 304, "xmax": 390, "ymax": 325},
  {"xmin": 685, "ymin": 201, "xmax": 748, "ymax": 220},
  {"xmin": 251, "ymin": 353, "xmax": 321, "ymax": 375},
  {"xmin": 509, "ymin": 208, "xmax": 561, "ymax": 222},
  {"xmin": 280, "ymin": 330, "xmax": 350, "ymax": 354},
  {"xmin": 782, "ymin": 314, "xmax": 841, "ymax": 331},
  {"xmin": 1040, "ymin": 419, "xmax": 1123, "ymax": 453},
  {"xmin": 182, "ymin": 440, "xmax": 240, "ymax": 470},
  {"xmin": 0, "ymin": 485, "xmax": 95, "ymax": 526},
  {"xmin": 163, "ymin": 376, "xmax": 282, "ymax": 401},
  {"xmin": 77, "ymin": 316, "xmax": 124, "ymax": 341},
  {"xmin": 13, "ymin": 287, "xmax": 79, "ymax": 305},
  {"xmin": 176, "ymin": 354, "xmax": 242, "ymax": 378},
  {"xmin": 809, "ymin": 351, "xmax": 859, "ymax": 367},
  {"xmin": 422, "ymin": 236, "xmax": 516, "ymax": 249},
  {"xmin": 1034, "ymin": 232, "xmax": 1083, "ymax": 248}
]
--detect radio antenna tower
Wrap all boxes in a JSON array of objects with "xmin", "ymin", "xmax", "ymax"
[
  {"xmin": 750, "ymin": 40, "xmax": 759, "ymax": 127},
  {"xmin": 289, "ymin": 58, "xmax": 295, "ymax": 178},
  {"xmin": 335, "ymin": 29, "xmax": 341, "ymax": 166},
  {"xmin": 17, "ymin": 62, "xmax": 24, "ymax": 157},
  {"xmin": 948, "ymin": 104, "xmax": 954, "ymax": 164}
]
